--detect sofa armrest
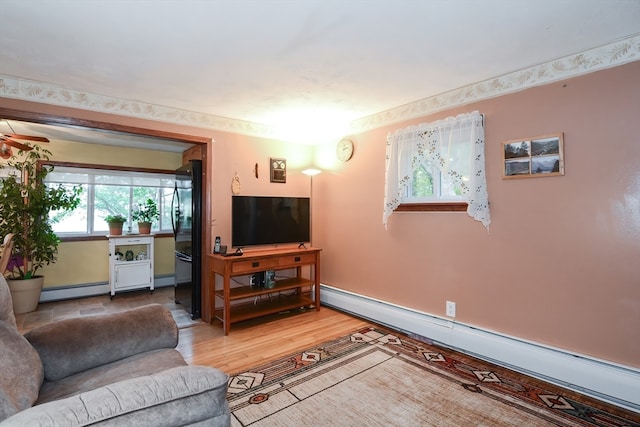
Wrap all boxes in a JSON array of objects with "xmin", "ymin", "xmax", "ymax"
[
  {"xmin": 24, "ymin": 304, "xmax": 178, "ymax": 381},
  {"xmin": 0, "ymin": 366, "xmax": 230, "ymax": 427}
]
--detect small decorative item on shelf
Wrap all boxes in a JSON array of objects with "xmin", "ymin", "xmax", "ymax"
[
  {"xmin": 105, "ymin": 214, "xmax": 127, "ymax": 236},
  {"xmin": 265, "ymin": 270, "xmax": 276, "ymax": 289},
  {"xmin": 125, "ymin": 250, "xmax": 134, "ymax": 261},
  {"xmin": 132, "ymin": 198, "xmax": 159, "ymax": 234}
]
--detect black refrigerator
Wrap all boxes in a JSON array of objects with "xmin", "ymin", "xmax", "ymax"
[{"xmin": 172, "ymin": 160, "xmax": 202, "ymax": 319}]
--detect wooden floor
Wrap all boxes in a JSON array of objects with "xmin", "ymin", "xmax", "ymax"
[{"xmin": 15, "ymin": 286, "xmax": 370, "ymax": 375}]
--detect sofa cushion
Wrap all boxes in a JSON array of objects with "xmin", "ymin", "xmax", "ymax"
[
  {"xmin": 0, "ymin": 321, "xmax": 44, "ymax": 421},
  {"xmin": 25, "ymin": 303, "xmax": 179, "ymax": 382},
  {"xmin": 36, "ymin": 348, "xmax": 187, "ymax": 405},
  {"xmin": 2, "ymin": 366, "xmax": 230, "ymax": 427}
]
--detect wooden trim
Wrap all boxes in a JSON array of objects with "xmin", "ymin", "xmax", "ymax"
[
  {"xmin": 59, "ymin": 232, "xmax": 173, "ymax": 242},
  {"xmin": 0, "ymin": 107, "xmax": 211, "ymax": 144},
  {"xmin": 41, "ymin": 160, "xmax": 175, "ymax": 175},
  {"xmin": 395, "ymin": 202, "xmax": 468, "ymax": 212}
]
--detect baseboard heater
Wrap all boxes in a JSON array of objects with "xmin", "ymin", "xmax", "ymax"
[
  {"xmin": 320, "ymin": 284, "xmax": 640, "ymax": 413},
  {"xmin": 39, "ymin": 276, "xmax": 175, "ymax": 303}
]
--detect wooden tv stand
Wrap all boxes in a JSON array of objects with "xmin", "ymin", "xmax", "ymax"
[{"xmin": 209, "ymin": 247, "xmax": 321, "ymax": 335}]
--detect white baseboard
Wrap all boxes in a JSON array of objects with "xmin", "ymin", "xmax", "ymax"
[
  {"xmin": 39, "ymin": 276, "xmax": 175, "ymax": 302},
  {"xmin": 320, "ymin": 284, "xmax": 640, "ymax": 413}
]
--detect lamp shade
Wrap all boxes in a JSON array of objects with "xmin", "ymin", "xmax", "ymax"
[{"xmin": 302, "ymin": 168, "xmax": 322, "ymax": 176}]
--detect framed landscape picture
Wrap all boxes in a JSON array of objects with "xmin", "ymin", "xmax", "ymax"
[{"xmin": 502, "ymin": 133, "xmax": 564, "ymax": 179}]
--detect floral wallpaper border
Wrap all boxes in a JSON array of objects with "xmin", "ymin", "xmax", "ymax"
[
  {"xmin": 348, "ymin": 34, "xmax": 639, "ymax": 134},
  {"xmin": 1, "ymin": 35, "xmax": 638, "ymax": 142}
]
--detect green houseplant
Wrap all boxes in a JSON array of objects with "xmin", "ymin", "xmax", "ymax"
[
  {"xmin": 0, "ymin": 143, "xmax": 81, "ymax": 313},
  {"xmin": 105, "ymin": 214, "xmax": 127, "ymax": 236},
  {"xmin": 132, "ymin": 198, "xmax": 159, "ymax": 234}
]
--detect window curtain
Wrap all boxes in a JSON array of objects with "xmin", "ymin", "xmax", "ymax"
[{"xmin": 383, "ymin": 110, "xmax": 490, "ymax": 230}]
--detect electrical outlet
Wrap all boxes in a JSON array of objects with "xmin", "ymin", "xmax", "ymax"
[{"xmin": 446, "ymin": 301, "xmax": 456, "ymax": 318}]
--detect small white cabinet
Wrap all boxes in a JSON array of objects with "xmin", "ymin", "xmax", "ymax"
[{"xmin": 108, "ymin": 235, "xmax": 154, "ymax": 298}]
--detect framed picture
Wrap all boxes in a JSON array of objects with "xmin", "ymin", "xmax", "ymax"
[
  {"xmin": 270, "ymin": 157, "xmax": 286, "ymax": 183},
  {"xmin": 502, "ymin": 133, "xmax": 564, "ymax": 179}
]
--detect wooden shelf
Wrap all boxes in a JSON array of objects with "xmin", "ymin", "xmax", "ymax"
[
  {"xmin": 215, "ymin": 277, "xmax": 314, "ymax": 301},
  {"xmin": 215, "ymin": 293, "xmax": 314, "ymax": 324},
  {"xmin": 209, "ymin": 247, "xmax": 321, "ymax": 335}
]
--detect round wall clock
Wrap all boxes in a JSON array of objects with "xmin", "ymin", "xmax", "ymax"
[{"xmin": 336, "ymin": 138, "xmax": 354, "ymax": 162}]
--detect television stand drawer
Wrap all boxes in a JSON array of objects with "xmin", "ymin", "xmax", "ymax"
[
  {"xmin": 231, "ymin": 258, "xmax": 278, "ymax": 274},
  {"xmin": 278, "ymin": 253, "xmax": 316, "ymax": 268}
]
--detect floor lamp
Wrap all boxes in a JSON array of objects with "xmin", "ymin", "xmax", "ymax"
[{"xmin": 302, "ymin": 168, "xmax": 321, "ymax": 247}]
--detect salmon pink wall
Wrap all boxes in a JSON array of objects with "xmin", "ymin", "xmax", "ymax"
[
  {"xmin": 312, "ymin": 62, "xmax": 640, "ymax": 368},
  {"xmin": 208, "ymin": 131, "xmax": 312, "ymax": 252},
  {"xmin": 1, "ymin": 62, "xmax": 637, "ymax": 368}
]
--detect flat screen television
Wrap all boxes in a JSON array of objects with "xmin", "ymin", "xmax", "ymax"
[{"xmin": 232, "ymin": 196, "xmax": 310, "ymax": 248}]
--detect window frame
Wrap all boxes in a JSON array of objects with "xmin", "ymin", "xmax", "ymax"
[
  {"xmin": 41, "ymin": 160, "xmax": 176, "ymax": 241},
  {"xmin": 400, "ymin": 163, "xmax": 467, "ymax": 211},
  {"xmin": 395, "ymin": 201, "xmax": 467, "ymax": 212}
]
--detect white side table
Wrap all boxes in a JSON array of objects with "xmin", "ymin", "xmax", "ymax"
[{"xmin": 108, "ymin": 234, "xmax": 154, "ymax": 298}]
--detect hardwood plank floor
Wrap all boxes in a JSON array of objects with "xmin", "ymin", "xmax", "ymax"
[
  {"xmin": 15, "ymin": 286, "xmax": 370, "ymax": 375},
  {"xmin": 178, "ymin": 305, "xmax": 370, "ymax": 374}
]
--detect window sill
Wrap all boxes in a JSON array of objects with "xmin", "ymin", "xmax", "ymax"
[
  {"xmin": 395, "ymin": 202, "xmax": 467, "ymax": 212},
  {"xmin": 59, "ymin": 232, "xmax": 174, "ymax": 242}
]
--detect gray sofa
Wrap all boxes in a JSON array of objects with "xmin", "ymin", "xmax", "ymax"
[{"xmin": 0, "ymin": 276, "xmax": 230, "ymax": 426}]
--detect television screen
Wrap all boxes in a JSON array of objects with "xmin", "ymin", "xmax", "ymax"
[{"xmin": 232, "ymin": 196, "xmax": 310, "ymax": 247}]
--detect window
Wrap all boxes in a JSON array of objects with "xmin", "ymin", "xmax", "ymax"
[
  {"xmin": 44, "ymin": 164, "xmax": 175, "ymax": 236},
  {"xmin": 383, "ymin": 111, "xmax": 490, "ymax": 229},
  {"xmin": 406, "ymin": 163, "xmax": 463, "ymax": 201}
]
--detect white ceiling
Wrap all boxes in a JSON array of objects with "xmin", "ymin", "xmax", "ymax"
[{"xmin": 1, "ymin": 0, "xmax": 639, "ymax": 148}]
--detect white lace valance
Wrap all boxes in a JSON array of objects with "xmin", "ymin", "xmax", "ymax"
[{"xmin": 383, "ymin": 111, "xmax": 490, "ymax": 230}]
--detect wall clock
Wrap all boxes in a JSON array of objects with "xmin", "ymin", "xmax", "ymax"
[{"xmin": 336, "ymin": 138, "xmax": 354, "ymax": 162}]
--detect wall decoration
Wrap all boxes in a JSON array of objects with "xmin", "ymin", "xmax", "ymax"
[
  {"xmin": 336, "ymin": 137, "xmax": 354, "ymax": 162},
  {"xmin": 270, "ymin": 158, "xmax": 286, "ymax": 183},
  {"xmin": 502, "ymin": 133, "xmax": 564, "ymax": 179},
  {"xmin": 231, "ymin": 173, "xmax": 241, "ymax": 195}
]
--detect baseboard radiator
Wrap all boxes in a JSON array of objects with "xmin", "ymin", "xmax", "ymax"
[
  {"xmin": 320, "ymin": 284, "xmax": 640, "ymax": 413},
  {"xmin": 39, "ymin": 276, "xmax": 175, "ymax": 302}
]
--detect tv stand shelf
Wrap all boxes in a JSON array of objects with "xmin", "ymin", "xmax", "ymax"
[
  {"xmin": 216, "ymin": 292, "xmax": 312, "ymax": 325},
  {"xmin": 220, "ymin": 277, "xmax": 314, "ymax": 301},
  {"xmin": 209, "ymin": 247, "xmax": 321, "ymax": 334}
]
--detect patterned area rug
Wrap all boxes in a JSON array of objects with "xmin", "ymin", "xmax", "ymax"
[{"xmin": 227, "ymin": 326, "xmax": 639, "ymax": 427}]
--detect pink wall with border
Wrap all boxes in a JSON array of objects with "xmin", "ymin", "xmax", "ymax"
[
  {"xmin": 312, "ymin": 61, "xmax": 640, "ymax": 367},
  {"xmin": 1, "ymin": 61, "xmax": 638, "ymax": 368}
]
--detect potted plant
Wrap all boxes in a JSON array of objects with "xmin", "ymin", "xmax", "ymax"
[
  {"xmin": 105, "ymin": 214, "xmax": 127, "ymax": 236},
  {"xmin": 132, "ymin": 198, "xmax": 159, "ymax": 234},
  {"xmin": 0, "ymin": 143, "xmax": 82, "ymax": 313}
]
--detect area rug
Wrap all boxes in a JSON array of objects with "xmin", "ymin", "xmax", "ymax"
[{"xmin": 227, "ymin": 326, "xmax": 639, "ymax": 427}]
